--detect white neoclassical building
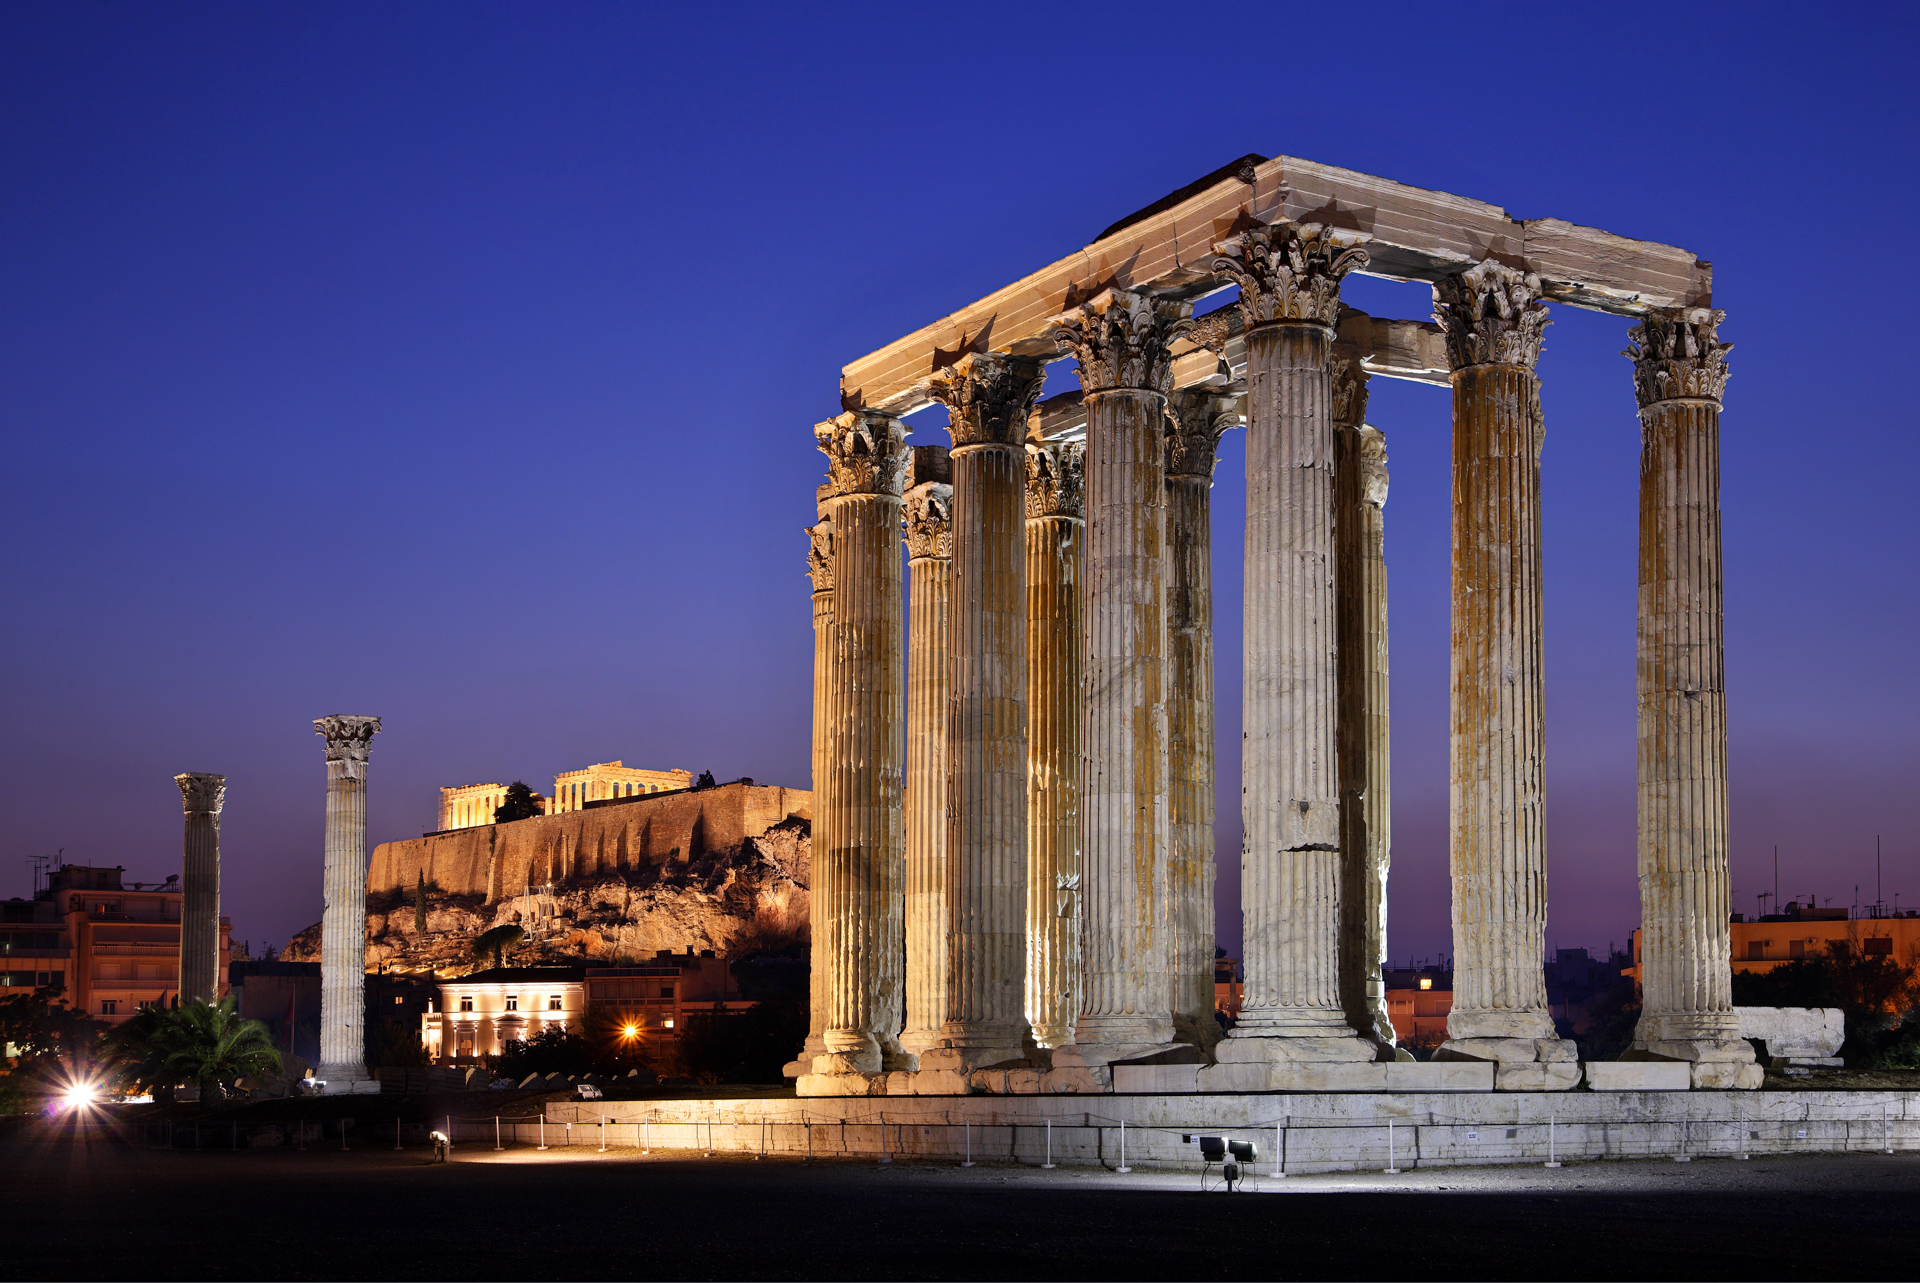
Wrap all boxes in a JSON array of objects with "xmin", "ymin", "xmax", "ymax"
[{"xmin": 422, "ymin": 966, "xmax": 585, "ymax": 1065}]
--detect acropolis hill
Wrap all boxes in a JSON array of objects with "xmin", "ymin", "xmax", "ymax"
[{"xmin": 288, "ymin": 781, "xmax": 812, "ymax": 975}]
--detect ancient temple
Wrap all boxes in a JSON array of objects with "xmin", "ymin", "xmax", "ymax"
[{"xmin": 797, "ymin": 155, "xmax": 1757, "ymax": 1096}]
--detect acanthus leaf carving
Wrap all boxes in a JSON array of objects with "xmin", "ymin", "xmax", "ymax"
[
  {"xmin": 806, "ymin": 518, "xmax": 835, "ymax": 592},
  {"xmin": 174, "ymin": 772, "xmax": 227, "ymax": 814},
  {"xmin": 815, "ymin": 410, "xmax": 909, "ymax": 497},
  {"xmin": 314, "ymin": 715, "xmax": 382, "ymax": 780},
  {"xmin": 1024, "ymin": 441, "xmax": 1085, "ymax": 519},
  {"xmin": 902, "ymin": 482, "xmax": 954, "ymax": 558},
  {"xmin": 1358, "ymin": 425, "xmax": 1390, "ymax": 510},
  {"xmin": 1330, "ymin": 355, "xmax": 1371, "ymax": 428},
  {"xmin": 1212, "ymin": 221, "xmax": 1368, "ymax": 330},
  {"xmin": 1047, "ymin": 288, "xmax": 1194, "ymax": 395},
  {"xmin": 1163, "ymin": 390, "xmax": 1242, "ymax": 480},
  {"xmin": 1624, "ymin": 307, "xmax": 1731, "ymax": 409},
  {"xmin": 1432, "ymin": 260, "xmax": 1551, "ymax": 370},
  {"xmin": 928, "ymin": 351, "xmax": 1045, "ymax": 449}
]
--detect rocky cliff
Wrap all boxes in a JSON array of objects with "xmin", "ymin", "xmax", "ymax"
[{"xmin": 286, "ymin": 784, "xmax": 811, "ymax": 976}]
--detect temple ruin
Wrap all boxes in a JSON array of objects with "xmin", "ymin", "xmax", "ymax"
[{"xmin": 798, "ymin": 154, "xmax": 1759, "ymax": 1095}]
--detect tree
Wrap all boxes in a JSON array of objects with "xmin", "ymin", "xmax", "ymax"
[
  {"xmin": 492, "ymin": 1025, "xmax": 595, "ymax": 1079},
  {"xmin": 98, "ymin": 1003, "xmax": 177, "ymax": 1102},
  {"xmin": 471, "ymin": 924, "xmax": 525, "ymax": 971},
  {"xmin": 158, "ymin": 998, "xmax": 281, "ymax": 1102},
  {"xmin": 1732, "ymin": 941, "xmax": 1920, "ymax": 1068},
  {"xmin": 495, "ymin": 781, "xmax": 543, "ymax": 824},
  {"xmin": 0, "ymin": 985, "xmax": 99, "ymax": 1111},
  {"xmin": 413, "ymin": 871, "xmax": 428, "ymax": 934}
]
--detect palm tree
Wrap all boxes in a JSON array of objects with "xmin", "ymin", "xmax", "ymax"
[
  {"xmin": 98, "ymin": 1003, "xmax": 177, "ymax": 1102},
  {"xmin": 158, "ymin": 998, "xmax": 281, "ymax": 1103}
]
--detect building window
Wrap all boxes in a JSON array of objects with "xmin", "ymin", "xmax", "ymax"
[
  {"xmin": 663, "ymin": 1018, "xmax": 674, "ymax": 1029},
  {"xmin": 1748, "ymin": 941, "xmax": 1766, "ymax": 960},
  {"xmin": 1791, "ymin": 941, "xmax": 1806, "ymax": 958},
  {"xmin": 101, "ymin": 1000, "xmax": 117, "ymax": 1015},
  {"xmin": 1418, "ymin": 978, "xmax": 1433, "ymax": 991},
  {"xmin": 1866, "ymin": 937, "xmax": 1894, "ymax": 956},
  {"xmin": 549, "ymin": 995, "xmax": 562, "ymax": 1011},
  {"xmin": 459, "ymin": 995, "xmax": 473, "ymax": 1012},
  {"xmin": 506, "ymin": 996, "xmax": 518, "ymax": 1011},
  {"xmin": 660, "ymin": 985, "xmax": 675, "ymax": 999}
]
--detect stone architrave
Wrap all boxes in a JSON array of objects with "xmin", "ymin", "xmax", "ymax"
[
  {"xmin": 173, "ymin": 773, "xmax": 227, "ymax": 1005},
  {"xmin": 1625, "ymin": 309, "xmax": 1761, "ymax": 1090},
  {"xmin": 1432, "ymin": 261, "xmax": 1578, "ymax": 1087},
  {"xmin": 1023, "ymin": 438, "xmax": 1085, "ymax": 1049},
  {"xmin": 315, "ymin": 714, "xmax": 381, "ymax": 1091},
  {"xmin": 1048, "ymin": 288, "xmax": 1192, "ymax": 1062},
  {"xmin": 900, "ymin": 448, "xmax": 954, "ymax": 1058},
  {"xmin": 1163, "ymin": 391, "xmax": 1238, "ymax": 1053},
  {"xmin": 1209, "ymin": 222, "xmax": 1375, "ymax": 1069},
  {"xmin": 923, "ymin": 352, "xmax": 1045, "ymax": 1072},
  {"xmin": 1330, "ymin": 360, "xmax": 1395, "ymax": 1051},
  {"xmin": 811, "ymin": 411, "xmax": 911, "ymax": 1077},
  {"xmin": 786, "ymin": 512, "xmax": 835, "ymax": 1078}
]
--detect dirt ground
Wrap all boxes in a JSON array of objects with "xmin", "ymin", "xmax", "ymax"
[{"xmin": 5, "ymin": 1132, "xmax": 1918, "ymax": 1280}]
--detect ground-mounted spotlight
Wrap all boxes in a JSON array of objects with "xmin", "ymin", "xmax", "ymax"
[{"xmin": 1182, "ymin": 1133, "xmax": 1258, "ymax": 1192}]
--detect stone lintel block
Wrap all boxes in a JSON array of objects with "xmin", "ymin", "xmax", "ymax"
[
  {"xmin": 1111, "ymin": 1063, "xmax": 1201, "ymax": 1094},
  {"xmin": 1493, "ymin": 1062, "xmax": 1582, "ymax": 1092},
  {"xmin": 1586, "ymin": 1061, "xmax": 1690, "ymax": 1091},
  {"xmin": 1736, "ymin": 1006, "xmax": 1844, "ymax": 1059},
  {"xmin": 1382, "ymin": 1061, "xmax": 1494, "ymax": 1092}
]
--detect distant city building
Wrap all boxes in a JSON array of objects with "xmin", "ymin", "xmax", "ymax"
[
  {"xmin": 422, "ymin": 966, "xmax": 586, "ymax": 1064},
  {"xmin": 1628, "ymin": 903, "xmax": 1920, "ymax": 979},
  {"xmin": 2, "ymin": 864, "xmax": 232, "ymax": 1023},
  {"xmin": 228, "ymin": 959, "xmax": 320, "ymax": 1065},
  {"xmin": 1383, "ymin": 965, "xmax": 1454, "ymax": 1048},
  {"xmin": 584, "ymin": 950, "xmax": 751, "ymax": 1042},
  {"xmin": 438, "ymin": 783, "xmax": 514, "ymax": 832},
  {"xmin": 550, "ymin": 762, "xmax": 693, "ymax": 814}
]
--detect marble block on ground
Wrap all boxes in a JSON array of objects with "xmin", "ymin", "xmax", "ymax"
[{"xmin": 1586, "ymin": 1061, "xmax": 1690, "ymax": 1091}]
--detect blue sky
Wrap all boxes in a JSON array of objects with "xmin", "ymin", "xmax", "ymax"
[{"xmin": 2, "ymin": 2, "xmax": 1915, "ymax": 964}]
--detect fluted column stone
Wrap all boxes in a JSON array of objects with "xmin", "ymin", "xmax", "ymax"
[
  {"xmin": 1626, "ymin": 308, "xmax": 1760, "ymax": 1090},
  {"xmin": 901, "ymin": 450, "xmax": 954, "ymax": 1057},
  {"xmin": 1164, "ymin": 391, "xmax": 1236, "ymax": 1053},
  {"xmin": 316, "ymin": 714, "xmax": 380, "ymax": 1089},
  {"xmin": 787, "ymin": 513, "xmax": 835, "ymax": 1077},
  {"xmin": 1331, "ymin": 360, "xmax": 1395, "ymax": 1051},
  {"xmin": 923, "ymin": 352, "xmax": 1043, "ymax": 1071},
  {"xmin": 1433, "ymin": 262, "xmax": 1577, "ymax": 1085},
  {"xmin": 811, "ymin": 411, "xmax": 911, "ymax": 1077},
  {"xmin": 1049, "ymin": 288, "xmax": 1191, "ymax": 1060},
  {"xmin": 1024, "ymin": 439, "xmax": 1084, "ymax": 1049},
  {"xmin": 1212, "ymin": 223, "xmax": 1374, "ymax": 1065},
  {"xmin": 174, "ymin": 772, "xmax": 226, "ymax": 1005}
]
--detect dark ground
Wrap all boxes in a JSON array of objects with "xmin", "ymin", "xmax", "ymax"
[{"xmin": 4, "ymin": 1134, "xmax": 1915, "ymax": 1281}]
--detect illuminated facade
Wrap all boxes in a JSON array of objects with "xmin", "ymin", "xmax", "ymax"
[
  {"xmin": 422, "ymin": 966, "xmax": 585, "ymax": 1065},
  {"xmin": 550, "ymin": 762, "xmax": 692, "ymax": 814},
  {"xmin": 438, "ymin": 783, "xmax": 512, "ymax": 832}
]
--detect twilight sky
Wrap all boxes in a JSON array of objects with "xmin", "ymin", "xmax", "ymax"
[{"xmin": 3, "ymin": 3, "xmax": 1915, "ymax": 967}]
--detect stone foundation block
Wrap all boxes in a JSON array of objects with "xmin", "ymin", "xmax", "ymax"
[
  {"xmin": 1112, "ymin": 1063, "xmax": 1200, "ymax": 1094},
  {"xmin": 1436, "ymin": 1037, "xmax": 1539, "ymax": 1063},
  {"xmin": 796, "ymin": 1073, "xmax": 884, "ymax": 1098},
  {"xmin": 1382, "ymin": 1061, "xmax": 1494, "ymax": 1092},
  {"xmin": 1693, "ymin": 1060, "xmax": 1766, "ymax": 1090},
  {"xmin": 1040, "ymin": 1065, "xmax": 1108, "ymax": 1093},
  {"xmin": 1215, "ymin": 1033, "xmax": 1376, "ymax": 1064},
  {"xmin": 1586, "ymin": 1061, "xmax": 1690, "ymax": 1091},
  {"xmin": 1493, "ymin": 1061, "xmax": 1581, "ymax": 1091}
]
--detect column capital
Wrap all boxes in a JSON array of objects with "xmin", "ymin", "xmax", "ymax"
[
  {"xmin": 1330, "ymin": 355, "xmax": 1371, "ymax": 429},
  {"xmin": 1625, "ymin": 307, "xmax": 1731, "ymax": 409},
  {"xmin": 1212, "ymin": 221, "xmax": 1368, "ymax": 330},
  {"xmin": 1048, "ymin": 288, "xmax": 1193, "ymax": 395},
  {"xmin": 1024, "ymin": 441, "xmax": 1084, "ymax": 518},
  {"xmin": 174, "ymin": 772, "xmax": 227, "ymax": 814},
  {"xmin": 314, "ymin": 715, "xmax": 381, "ymax": 779},
  {"xmin": 816, "ymin": 411, "xmax": 909, "ymax": 497},
  {"xmin": 1358, "ymin": 425, "xmax": 1390, "ymax": 510},
  {"xmin": 902, "ymin": 482, "xmax": 953, "ymax": 558},
  {"xmin": 929, "ymin": 351, "xmax": 1045, "ymax": 449},
  {"xmin": 806, "ymin": 518, "xmax": 835, "ymax": 593},
  {"xmin": 1164, "ymin": 390, "xmax": 1241, "ymax": 480},
  {"xmin": 1433, "ymin": 261, "xmax": 1551, "ymax": 370}
]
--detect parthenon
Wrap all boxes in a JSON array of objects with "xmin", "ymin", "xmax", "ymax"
[{"xmin": 799, "ymin": 154, "xmax": 1760, "ymax": 1095}]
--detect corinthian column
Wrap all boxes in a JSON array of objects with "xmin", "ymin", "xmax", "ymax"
[
  {"xmin": 1211, "ymin": 223, "xmax": 1374, "ymax": 1066},
  {"xmin": 923, "ymin": 352, "xmax": 1043, "ymax": 1071},
  {"xmin": 1049, "ymin": 289, "xmax": 1190, "ymax": 1060},
  {"xmin": 1331, "ymin": 360, "xmax": 1395, "ymax": 1051},
  {"xmin": 1164, "ymin": 392, "xmax": 1236, "ymax": 1052},
  {"xmin": 1024, "ymin": 439, "xmax": 1084, "ymax": 1049},
  {"xmin": 901, "ymin": 449, "xmax": 954, "ymax": 1058},
  {"xmin": 1433, "ymin": 262, "xmax": 1576, "ymax": 1085},
  {"xmin": 315, "ymin": 714, "xmax": 380, "ymax": 1090},
  {"xmin": 174, "ymin": 772, "xmax": 226, "ymax": 1005},
  {"xmin": 811, "ymin": 411, "xmax": 910, "ymax": 1077},
  {"xmin": 1626, "ymin": 308, "xmax": 1760, "ymax": 1090},
  {"xmin": 788, "ymin": 512, "xmax": 834, "ymax": 1077}
]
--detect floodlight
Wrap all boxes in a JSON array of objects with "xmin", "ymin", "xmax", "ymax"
[
  {"xmin": 1181, "ymin": 1133, "xmax": 1227, "ymax": 1162},
  {"xmin": 1227, "ymin": 1139, "xmax": 1258, "ymax": 1164}
]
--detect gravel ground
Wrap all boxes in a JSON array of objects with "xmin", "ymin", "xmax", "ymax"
[{"xmin": 5, "ymin": 1137, "xmax": 1915, "ymax": 1280}]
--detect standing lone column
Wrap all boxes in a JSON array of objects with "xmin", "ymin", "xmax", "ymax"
[
  {"xmin": 901, "ymin": 449, "xmax": 954, "ymax": 1058},
  {"xmin": 810, "ymin": 411, "xmax": 910, "ymax": 1078},
  {"xmin": 315, "ymin": 714, "xmax": 381, "ymax": 1091},
  {"xmin": 1164, "ymin": 392, "xmax": 1237, "ymax": 1053},
  {"xmin": 1331, "ymin": 359, "xmax": 1395, "ymax": 1051},
  {"xmin": 1626, "ymin": 308, "xmax": 1760, "ymax": 1090},
  {"xmin": 1432, "ymin": 262, "xmax": 1577, "ymax": 1087},
  {"xmin": 787, "ymin": 512, "xmax": 835, "ymax": 1078},
  {"xmin": 1024, "ymin": 439, "xmax": 1085, "ymax": 1049},
  {"xmin": 1211, "ymin": 223, "xmax": 1374, "ymax": 1069},
  {"xmin": 1050, "ymin": 289, "xmax": 1191, "ymax": 1061},
  {"xmin": 924, "ymin": 352, "xmax": 1044, "ymax": 1072},
  {"xmin": 174, "ymin": 772, "xmax": 226, "ymax": 1005}
]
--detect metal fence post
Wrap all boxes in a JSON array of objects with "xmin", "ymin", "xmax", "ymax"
[{"xmin": 1116, "ymin": 1119, "xmax": 1131, "ymax": 1174}]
